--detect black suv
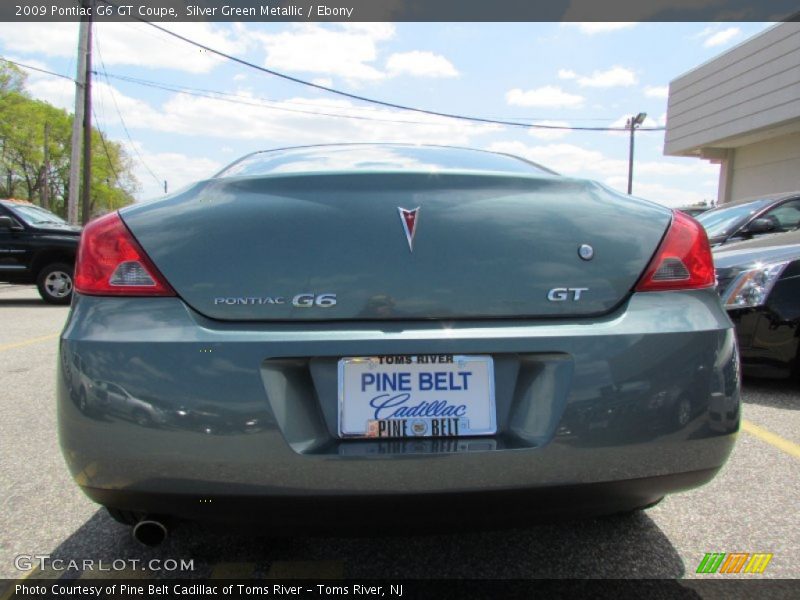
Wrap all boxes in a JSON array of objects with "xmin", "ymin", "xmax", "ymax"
[{"xmin": 0, "ymin": 199, "xmax": 81, "ymax": 304}]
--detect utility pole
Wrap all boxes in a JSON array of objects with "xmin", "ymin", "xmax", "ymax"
[
  {"xmin": 67, "ymin": 14, "xmax": 91, "ymax": 225},
  {"xmin": 626, "ymin": 112, "xmax": 646, "ymax": 195},
  {"xmin": 41, "ymin": 122, "xmax": 50, "ymax": 210},
  {"xmin": 164, "ymin": 180, "xmax": 168, "ymax": 194},
  {"xmin": 81, "ymin": 2, "xmax": 94, "ymax": 225}
]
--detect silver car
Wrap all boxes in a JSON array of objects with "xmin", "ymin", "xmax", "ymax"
[{"xmin": 58, "ymin": 144, "xmax": 739, "ymax": 542}]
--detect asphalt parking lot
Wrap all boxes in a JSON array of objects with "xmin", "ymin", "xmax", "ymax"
[{"xmin": 1, "ymin": 285, "xmax": 798, "ymax": 581}]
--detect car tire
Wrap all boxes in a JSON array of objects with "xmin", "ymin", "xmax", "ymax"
[
  {"xmin": 106, "ymin": 507, "xmax": 142, "ymax": 526},
  {"xmin": 675, "ymin": 397, "xmax": 692, "ymax": 429},
  {"xmin": 77, "ymin": 387, "xmax": 89, "ymax": 414},
  {"xmin": 37, "ymin": 262, "xmax": 74, "ymax": 305},
  {"xmin": 133, "ymin": 409, "xmax": 153, "ymax": 427}
]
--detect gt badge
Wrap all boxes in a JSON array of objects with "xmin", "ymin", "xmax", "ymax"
[{"xmin": 398, "ymin": 207, "xmax": 420, "ymax": 252}]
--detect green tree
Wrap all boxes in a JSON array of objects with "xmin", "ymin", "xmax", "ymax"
[{"xmin": 0, "ymin": 59, "xmax": 138, "ymax": 220}]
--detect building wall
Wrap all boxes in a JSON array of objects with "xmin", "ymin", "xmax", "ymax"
[
  {"xmin": 665, "ymin": 23, "xmax": 800, "ymax": 157},
  {"xmin": 728, "ymin": 132, "xmax": 800, "ymax": 202}
]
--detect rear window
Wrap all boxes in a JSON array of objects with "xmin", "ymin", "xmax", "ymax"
[
  {"xmin": 215, "ymin": 145, "xmax": 554, "ymax": 179},
  {"xmin": 4, "ymin": 202, "xmax": 67, "ymax": 226}
]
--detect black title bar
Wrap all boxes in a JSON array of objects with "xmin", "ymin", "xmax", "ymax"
[{"xmin": 2, "ymin": 0, "xmax": 799, "ymax": 22}]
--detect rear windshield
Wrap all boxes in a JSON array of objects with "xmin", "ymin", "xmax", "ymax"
[
  {"xmin": 215, "ymin": 145, "xmax": 554, "ymax": 179},
  {"xmin": 4, "ymin": 202, "xmax": 67, "ymax": 226}
]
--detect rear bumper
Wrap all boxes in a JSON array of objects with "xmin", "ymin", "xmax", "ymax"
[
  {"xmin": 58, "ymin": 289, "xmax": 739, "ymax": 520},
  {"xmin": 82, "ymin": 468, "xmax": 719, "ymax": 529}
]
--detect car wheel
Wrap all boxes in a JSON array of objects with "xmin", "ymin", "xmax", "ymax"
[
  {"xmin": 77, "ymin": 387, "xmax": 89, "ymax": 413},
  {"xmin": 133, "ymin": 409, "xmax": 153, "ymax": 427},
  {"xmin": 676, "ymin": 397, "xmax": 692, "ymax": 428},
  {"xmin": 106, "ymin": 507, "xmax": 142, "ymax": 526},
  {"xmin": 37, "ymin": 262, "xmax": 74, "ymax": 305}
]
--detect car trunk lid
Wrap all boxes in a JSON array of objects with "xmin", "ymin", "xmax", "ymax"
[{"xmin": 121, "ymin": 172, "xmax": 671, "ymax": 321}]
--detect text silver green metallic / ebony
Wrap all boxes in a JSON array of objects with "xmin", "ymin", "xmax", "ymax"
[{"xmin": 58, "ymin": 144, "xmax": 740, "ymax": 531}]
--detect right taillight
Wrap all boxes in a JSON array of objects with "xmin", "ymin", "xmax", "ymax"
[
  {"xmin": 74, "ymin": 211, "xmax": 175, "ymax": 296},
  {"xmin": 636, "ymin": 210, "xmax": 715, "ymax": 291}
]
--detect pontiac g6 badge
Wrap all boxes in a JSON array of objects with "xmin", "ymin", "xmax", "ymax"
[{"xmin": 398, "ymin": 207, "xmax": 420, "ymax": 252}]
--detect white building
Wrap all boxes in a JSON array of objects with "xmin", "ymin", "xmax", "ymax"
[{"xmin": 665, "ymin": 23, "xmax": 800, "ymax": 205}]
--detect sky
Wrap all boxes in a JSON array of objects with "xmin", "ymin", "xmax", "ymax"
[{"xmin": 0, "ymin": 21, "xmax": 775, "ymax": 205}]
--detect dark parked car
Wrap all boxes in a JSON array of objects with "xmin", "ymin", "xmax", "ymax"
[
  {"xmin": 677, "ymin": 206, "xmax": 710, "ymax": 218},
  {"xmin": 57, "ymin": 144, "xmax": 739, "ymax": 543},
  {"xmin": 715, "ymin": 229, "xmax": 800, "ymax": 379},
  {"xmin": 0, "ymin": 199, "xmax": 81, "ymax": 304},
  {"xmin": 696, "ymin": 191, "xmax": 800, "ymax": 247}
]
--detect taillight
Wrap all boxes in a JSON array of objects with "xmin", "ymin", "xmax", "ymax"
[
  {"xmin": 74, "ymin": 212, "xmax": 175, "ymax": 296},
  {"xmin": 635, "ymin": 210, "xmax": 715, "ymax": 291}
]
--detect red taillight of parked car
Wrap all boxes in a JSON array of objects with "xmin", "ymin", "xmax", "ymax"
[
  {"xmin": 74, "ymin": 212, "xmax": 175, "ymax": 296},
  {"xmin": 636, "ymin": 210, "xmax": 715, "ymax": 291}
]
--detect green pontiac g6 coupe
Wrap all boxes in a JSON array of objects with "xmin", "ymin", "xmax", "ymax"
[{"xmin": 57, "ymin": 144, "xmax": 739, "ymax": 543}]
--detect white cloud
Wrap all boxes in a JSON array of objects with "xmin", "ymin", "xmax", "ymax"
[
  {"xmin": 576, "ymin": 66, "xmax": 637, "ymax": 88},
  {"xmin": 53, "ymin": 80, "xmax": 499, "ymax": 181},
  {"xmin": 704, "ymin": 27, "xmax": 741, "ymax": 48},
  {"xmin": 24, "ymin": 77, "xmax": 75, "ymax": 111},
  {"xmin": 701, "ymin": 26, "xmax": 741, "ymax": 48},
  {"xmin": 0, "ymin": 23, "xmax": 77, "ymax": 57},
  {"xmin": 558, "ymin": 69, "xmax": 577, "ymax": 80},
  {"xmin": 133, "ymin": 149, "xmax": 223, "ymax": 200},
  {"xmin": 528, "ymin": 121, "xmax": 571, "ymax": 141},
  {"xmin": 565, "ymin": 23, "xmax": 637, "ymax": 35},
  {"xmin": 0, "ymin": 22, "xmax": 249, "ymax": 74},
  {"xmin": 254, "ymin": 23, "xmax": 394, "ymax": 82},
  {"xmin": 644, "ymin": 85, "xmax": 669, "ymax": 98},
  {"xmin": 312, "ymin": 77, "xmax": 334, "ymax": 87},
  {"xmin": 386, "ymin": 51, "xmax": 458, "ymax": 78},
  {"xmin": 604, "ymin": 178, "xmax": 715, "ymax": 207},
  {"xmin": 252, "ymin": 24, "xmax": 458, "ymax": 83},
  {"xmin": 487, "ymin": 141, "xmax": 624, "ymax": 177},
  {"xmin": 486, "ymin": 141, "xmax": 718, "ymax": 206},
  {"xmin": 505, "ymin": 86, "xmax": 584, "ymax": 108}
]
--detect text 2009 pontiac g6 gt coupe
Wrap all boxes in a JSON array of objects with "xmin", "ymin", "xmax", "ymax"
[{"xmin": 58, "ymin": 144, "xmax": 739, "ymax": 539}]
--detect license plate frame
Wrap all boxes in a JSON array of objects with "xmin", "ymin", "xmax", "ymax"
[{"xmin": 337, "ymin": 354, "xmax": 496, "ymax": 439}]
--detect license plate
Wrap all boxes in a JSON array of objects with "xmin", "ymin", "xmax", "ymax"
[{"xmin": 338, "ymin": 355, "xmax": 496, "ymax": 438}]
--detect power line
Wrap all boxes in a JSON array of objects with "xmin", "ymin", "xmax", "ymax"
[
  {"xmin": 0, "ymin": 58, "xmax": 75, "ymax": 82},
  {"xmin": 1, "ymin": 45, "xmax": 663, "ymax": 134},
  {"xmin": 100, "ymin": 65, "xmax": 618, "ymax": 124},
  {"xmin": 103, "ymin": 71, "xmax": 459, "ymax": 120},
  {"xmin": 100, "ymin": 71, "xmax": 668, "ymax": 135},
  {"xmin": 98, "ymin": 71, "xmax": 495, "ymax": 127},
  {"xmin": 92, "ymin": 107, "xmax": 121, "ymax": 185},
  {"xmin": 93, "ymin": 34, "xmax": 163, "ymax": 186},
  {"xmin": 116, "ymin": 13, "xmax": 665, "ymax": 133}
]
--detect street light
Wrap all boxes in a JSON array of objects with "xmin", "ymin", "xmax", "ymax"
[{"xmin": 626, "ymin": 112, "xmax": 647, "ymax": 195}]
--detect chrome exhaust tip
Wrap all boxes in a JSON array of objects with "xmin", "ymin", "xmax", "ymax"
[{"xmin": 132, "ymin": 518, "xmax": 168, "ymax": 547}]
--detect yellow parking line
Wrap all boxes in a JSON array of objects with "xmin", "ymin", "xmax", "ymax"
[
  {"xmin": 742, "ymin": 419, "xmax": 800, "ymax": 460},
  {"xmin": 0, "ymin": 332, "xmax": 59, "ymax": 353}
]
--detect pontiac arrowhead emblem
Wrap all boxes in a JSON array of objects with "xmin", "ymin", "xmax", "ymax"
[{"xmin": 398, "ymin": 207, "xmax": 420, "ymax": 252}]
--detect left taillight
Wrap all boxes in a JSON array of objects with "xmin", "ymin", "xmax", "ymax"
[
  {"xmin": 635, "ymin": 210, "xmax": 715, "ymax": 292},
  {"xmin": 74, "ymin": 211, "xmax": 175, "ymax": 296}
]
